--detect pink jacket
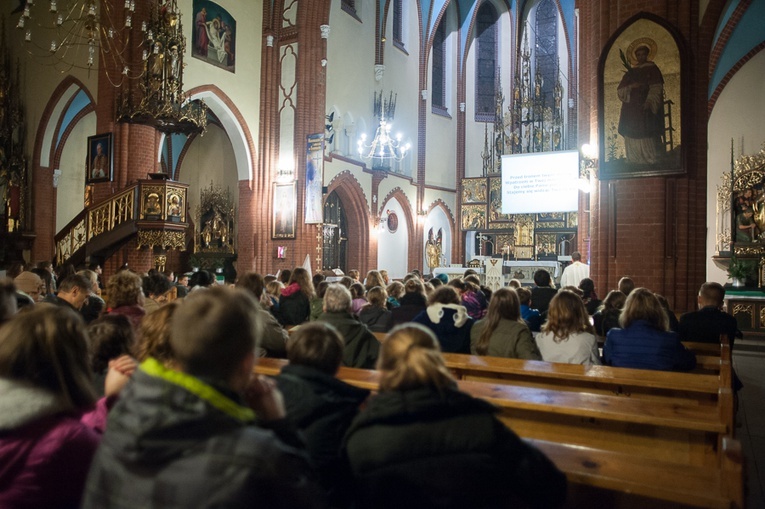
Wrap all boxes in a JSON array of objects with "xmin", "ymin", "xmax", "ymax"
[{"xmin": 0, "ymin": 378, "xmax": 102, "ymax": 509}]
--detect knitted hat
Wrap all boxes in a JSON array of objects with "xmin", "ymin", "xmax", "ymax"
[{"xmin": 436, "ymin": 273, "xmax": 449, "ymax": 284}]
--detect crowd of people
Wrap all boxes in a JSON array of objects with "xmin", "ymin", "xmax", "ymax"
[{"xmin": 0, "ymin": 253, "xmax": 741, "ymax": 508}]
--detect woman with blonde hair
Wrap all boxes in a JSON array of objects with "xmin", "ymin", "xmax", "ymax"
[
  {"xmin": 364, "ymin": 270, "xmax": 386, "ymax": 291},
  {"xmin": 389, "ymin": 278, "xmax": 427, "ymax": 326},
  {"xmin": 105, "ymin": 270, "xmax": 146, "ymax": 329},
  {"xmin": 344, "ymin": 323, "xmax": 566, "ymax": 509},
  {"xmin": 278, "ymin": 267, "xmax": 315, "ymax": 326},
  {"xmin": 0, "ymin": 307, "xmax": 105, "ymax": 507},
  {"xmin": 358, "ymin": 286, "xmax": 392, "ymax": 332},
  {"xmin": 471, "ymin": 288, "xmax": 540, "ymax": 359},
  {"xmin": 604, "ymin": 288, "xmax": 696, "ymax": 371},
  {"xmin": 535, "ymin": 290, "xmax": 601, "ymax": 365}
]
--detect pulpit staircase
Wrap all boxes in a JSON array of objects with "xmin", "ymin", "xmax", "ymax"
[{"xmin": 54, "ymin": 180, "xmax": 190, "ymax": 267}]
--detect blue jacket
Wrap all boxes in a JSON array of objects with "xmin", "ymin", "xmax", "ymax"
[
  {"xmin": 604, "ymin": 320, "xmax": 696, "ymax": 371},
  {"xmin": 412, "ymin": 304, "xmax": 473, "ymax": 354}
]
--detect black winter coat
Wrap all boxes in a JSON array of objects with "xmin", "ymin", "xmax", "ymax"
[
  {"xmin": 276, "ymin": 364, "xmax": 370, "ymax": 504},
  {"xmin": 344, "ymin": 385, "xmax": 567, "ymax": 509}
]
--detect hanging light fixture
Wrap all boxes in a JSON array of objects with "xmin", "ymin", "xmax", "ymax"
[
  {"xmin": 116, "ymin": 0, "xmax": 206, "ymax": 135},
  {"xmin": 357, "ymin": 91, "xmax": 410, "ymax": 171},
  {"xmin": 16, "ymin": 0, "xmax": 142, "ymax": 86}
]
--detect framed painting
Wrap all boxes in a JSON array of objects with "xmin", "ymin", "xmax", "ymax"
[
  {"xmin": 599, "ymin": 14, "xmax": 686, "ymax": 179},
  {"xmin": 86, "ymin": 133, "xmax": 112, "ymax": 184},
  {"xmin": 273, "ymin": 182, "xmax": 297, "ymax": 239},
  {"xmin": 192, "ymin": 0, "xmax": 236, "ymax": 73}
]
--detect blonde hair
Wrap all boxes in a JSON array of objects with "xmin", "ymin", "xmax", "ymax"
[
  {"xmin": 386, "ymin": 281, "xmax": 405, "ymax": 300},
  {"xmin": 266, "ymin": 280, "xmax": 284, "ymax": 298},
  {"xmin": 619, "ymin": 287, "xmax": 668, "ymax": 331},
  {"xmin": 365, "ymin": 270, "xmax": 385, "ymax": 291},
  {"xmin": 366, "ymin": 286, "xmax": 388, "ymax": 308},
  {"xmin": 0, "ymin": 306, "xmax": 95, "ymax": 410},
  {"xmin": 106, "ymin": 270, "xmax": 143, "ymax": 308},
  {"xmin": 542, "ymin": 290, "xmax": 594, "ymax": 342},
  {"xmin": 135, "ymin": 301, "xmax": 181, "ymax": 367},
  {"xmin": 378, "ymin": 324, "xmax": 454, "ymax": 392},
  {"xmin": 476, "ymin": 288, "xmax": 523, "ymax": 355}
]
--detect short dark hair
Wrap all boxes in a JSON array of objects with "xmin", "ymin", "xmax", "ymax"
[
  {"xmin": 87, "ymin": 314, "xmax": 135, "ymax": 373},
  {"xmin": 428, "ymin": 286, "xmax": 460, "ymax": 306},
  {"xmin": 287, "ymin": 322, "xmax": 344, "ymax": 375},
  {"xmin": 171, "ymin": 287, "xmax": 260, "ymax": 380},
  {"xmin": 618, "ymin": 277, "xmax": 635, "ymax": 296},
  {"xmin": 516, "ymin": 286, "xmax": 532, "ymax": 305},
  {"xmin": 533, "ymin": 269, "xmax": 552, "ymax": 287},
  {"xmin": 58, "ymin": 274, "xmax": 92, "ymax": 294},
  {"xmin": 699, "ymin": 282, "xmax": 725, "ymax": 307}
]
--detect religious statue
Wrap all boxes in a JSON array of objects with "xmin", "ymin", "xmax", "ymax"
[{"xmin": 425, "ymin": 228, "xmax": 443, "ymax": 273}]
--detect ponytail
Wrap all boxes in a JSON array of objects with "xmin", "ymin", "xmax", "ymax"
[{"xmin": 378, "ymin": 324, "xmax": 454, "ymax": 392}]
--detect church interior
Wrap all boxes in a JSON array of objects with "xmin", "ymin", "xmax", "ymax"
[
  {"xmin": 0, "ymin": 0, "xmax": 762, "ymax": 312},
  {"xmin": 1, "ymin": 0, "xmax": 765, "ymax": 505}
]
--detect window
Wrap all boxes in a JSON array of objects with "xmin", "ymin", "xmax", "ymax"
[
  {"xmin": 475, "ymin": 3, "xmax": 498, "ymax": 121},
  {"xmin": 342, "ymin": 0, "xmax": 359, "ymax": 20},
  {"xmin": 534, "ymin": 0, "xmax": 558, "ymax": 108},
  {"xmin": 432, "ymin": 20, "xmax": 446, "ymax": 113},
  {"xmin": 393, "ymin": 0, "xmax": 403, "ymax": 46}
]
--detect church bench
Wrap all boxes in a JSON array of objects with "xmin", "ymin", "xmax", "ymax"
[
  {"xmin": 254, "ymin": 359, "xmax": 741, "ymax": 506},
  {"xmin": 440, "ymin": 353, "xmax": 721, "ymax": 405},
  {"xmin": 529, "ymin": 437, "xmax": 743, "ymax": 509},
  {"xmin": 256, "ymin": 359, "xmax": 728, "ymax": 466}
]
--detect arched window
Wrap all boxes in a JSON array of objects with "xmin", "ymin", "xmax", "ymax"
[
  {"xmin": 534, "ymin": 0, "xmax": 558, "ymax": 107},
  {"xmin": 475, "ymin": 3, "xmax": 498, "ymax": 121},
  {"xmin": 393, "ymin": 0, "xmax": 403, "ymax": 47},
  {"xmin": 431, "ymin": 20, "xmax": 447, "ymax": 112}
]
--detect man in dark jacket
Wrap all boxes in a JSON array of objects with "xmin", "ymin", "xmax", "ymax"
[
  {"xmin": 678, "ymin": 282, "xmax": 740, "ymax": 345},
  {"xmin": 276, "ymin": 322, "xmax": 370, "ymax": 506},
  {"xmin": 317, "ymin": 284, "xmax": 380, "ymax": 369},
  {"xmin": 82, "ymin": 287, "xmax": 326, "ymax": 509},
  {"xmin": 43, "ymin": 274, "xmax": 92, "ymax": 311}
]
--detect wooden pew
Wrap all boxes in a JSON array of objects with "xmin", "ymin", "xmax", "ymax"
[{"xmin": 254, "ymin": 359, "xmax": 741, "ymax": 508}]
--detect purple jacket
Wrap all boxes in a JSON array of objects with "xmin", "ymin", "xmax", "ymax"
[{"xmin": 0, "ymin": 378, "xmax": 101, "ymax": 509}]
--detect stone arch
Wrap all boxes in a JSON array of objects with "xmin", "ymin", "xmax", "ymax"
[
  {"xmin": 185, "ymin": 85, "xmax": 255, "ymax": 182},
  {"xmin": 326, "ymin": 171, "xmax": 372, "ymax": 273},
  {"xmin": 32, "ymin": 76, "xmax": 96, "ymax": 261},
  {"xmin": 379, "ymin": 187, "xmax": 417, "ymax": 273}
]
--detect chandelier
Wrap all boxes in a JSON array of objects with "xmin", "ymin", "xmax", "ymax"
[
  {"xmin": 15, "ymin": 0, "xmax": 143, "ymax": 86},
  {"xmin": 116, "ymin": 0, "xmax": 206, "ymax": 134},
  {"xmin": 357, "ymin": 91, "xmax": 410, "ymax": 170}
]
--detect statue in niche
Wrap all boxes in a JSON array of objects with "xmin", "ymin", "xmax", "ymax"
[{"xmin": 425, "ymin": 228, "xmax": 443, "ymax": 273}]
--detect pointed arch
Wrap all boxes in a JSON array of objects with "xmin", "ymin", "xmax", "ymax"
[
  {"xmin": 185, "ymin": 85, "xmax": 256, "ymax": 182},
  {"xmin": 326, "ymin": 171, "xmax": 372, "ymax": 273},
  {"xmin": 33, "ymin": 76, "xmax": 95, "ymax": 170},
  {"xmin": 32, "ymin": 76, "xmax": 96, "ymax": 261}
]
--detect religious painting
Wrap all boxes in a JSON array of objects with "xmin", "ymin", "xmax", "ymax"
[
  {"xmin": 305, "ymin": 134, "xmax": 324, "ymax": 224},
  {"xmin": 489, "ymin": 177, "xmax": 511, "ymax": 222},
  {"xmin": 86, "ymin": 133, "xmax": 112, "ymax": 184},
  {"xmin": 273, "ymin": 182, "xmax": 296, "ymax": 239},
  {"xmin": 599, "ymin": 14, "xmax": 685, "ymax": 179},
  {"xmin": 461, "ymin": 205, "xmax": 486, "ymax": 231},
  {"xmin": 462, "ymin": 178, "xmax": 487, "ymax": 203},
  {"xmin": 192, "ymin": 0, "xmax": 236, "ymax": 73}
]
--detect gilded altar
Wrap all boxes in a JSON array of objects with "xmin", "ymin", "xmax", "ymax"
[{"xmin": 194, "ymin": 182, "xmax": 236, "ymax": 256}]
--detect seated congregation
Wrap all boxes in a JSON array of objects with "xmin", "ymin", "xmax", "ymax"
[{"xmin": 0, "ymin": 260, "xmax": 743, "ymax": 508}]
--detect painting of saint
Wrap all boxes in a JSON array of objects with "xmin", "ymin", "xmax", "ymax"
[
  {"xmin": 600, "ymin": 16, "xmax": 684, "ymax": 179},
  {"xmin": 87, "ymin": 133, "xmax": 112, "ymax": 183}
]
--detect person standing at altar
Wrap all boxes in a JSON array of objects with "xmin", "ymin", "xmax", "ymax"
[{"xmin": 560, "ymin": 252, "xmax": 590, "ymax": 288}]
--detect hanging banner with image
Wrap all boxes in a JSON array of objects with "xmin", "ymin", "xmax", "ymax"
[{"xmin": 305, "ymin": 133, "xmax": 324, "ymax": 224}]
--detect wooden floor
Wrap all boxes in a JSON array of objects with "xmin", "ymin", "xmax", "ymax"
[{"xmin": 733, "ymin": 335, "xmax": 765, "ymax": 508}]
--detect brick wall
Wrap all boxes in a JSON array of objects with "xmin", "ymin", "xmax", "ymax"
[{"xmin": 585, "ymin": 1, "xmax": 709, "ymax": 313}]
